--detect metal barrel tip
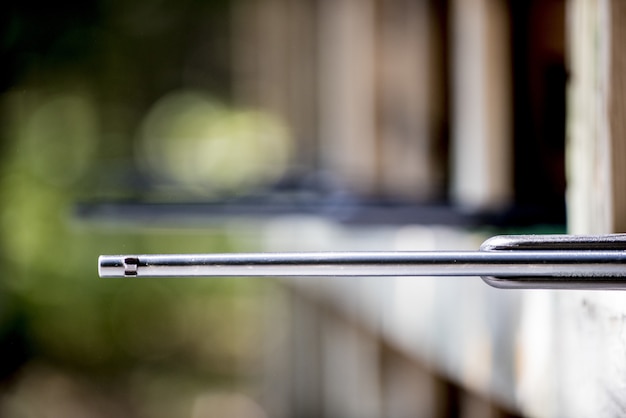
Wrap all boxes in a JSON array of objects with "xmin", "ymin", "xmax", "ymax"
[{"xmin": 98, "ymin": 255, "xmax": 127, "ymax": 278}]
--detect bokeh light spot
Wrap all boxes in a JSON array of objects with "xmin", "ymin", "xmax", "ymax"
[{"xmin": 137, "ymin": 90, "xmax": 292, "ymax": 197}]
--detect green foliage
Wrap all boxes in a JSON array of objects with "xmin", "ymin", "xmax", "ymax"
[{"xmin": 0, "ymin": 1, "xmax": 272, "ymax": 412}]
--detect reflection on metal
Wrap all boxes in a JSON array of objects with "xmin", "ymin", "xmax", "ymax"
[{"xmin": 99, "ymin": 234, "xmax": 626, "ymax": 290}]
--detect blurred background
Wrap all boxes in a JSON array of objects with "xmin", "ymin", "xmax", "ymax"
[{"xmin": 0, "ymin": 0, "xmax": 567, "ymax": 416}]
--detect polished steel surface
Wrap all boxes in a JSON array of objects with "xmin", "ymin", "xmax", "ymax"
[{"xmin": 98, "ymin": 250, "xmax": 626, "ymax": 282}]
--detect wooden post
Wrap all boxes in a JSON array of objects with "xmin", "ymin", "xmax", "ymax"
[
  {"xmin": 377, "ymin": 0, "xmax": 445, "ymax": 201},
  {"xmin": 317, "ymin": 0, "xmax": 377, "ymax": 195},
  {"xmin": 231, "ymin": 0, "xmax": 319, "ymax": 170},
  {"xmin": 567, "ymin": 0, "xmax": 626, "ymax": 233},
  {"xmin": 449, "ymin": 0, "xmax": 513, "ymax": 211}
]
